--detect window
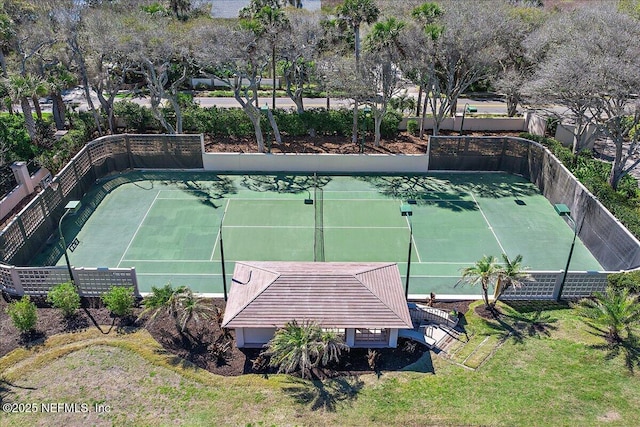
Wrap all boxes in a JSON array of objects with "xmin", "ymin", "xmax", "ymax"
[{"xmin": 355, "ymin": 328, "xmax": 388, "ymax": 342}]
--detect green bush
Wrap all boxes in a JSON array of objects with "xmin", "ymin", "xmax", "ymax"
[
  {"xmin": 519, "ymin": 132, "xmax": 640, "ymax": 239},
  {"xmin": 608, "ymin": 271, "xmax": 640, "ymax": 294},
  {"xmin": 6, "ymin": 296, "xmax": 38, "ymax": 334},
  {"xmin": 101, "ymin": 286, "xmax": 135, "ymax": 317},
  {"xmin": 381, "ymin": 110, "xmax": 402, "ymax": 139},
  {"xmin": 46, "ymin": 282, "xmax": 80, "ymax": 317},
  {"xmin": 407, "ymin": 119, "xmax": 419, "ymax": 136},
  {"xmin": 113, "ymin": 101, "xmax": 157, "ymax": 132},
  {"xmin": 0, "ymin": 113, "xmax": 40, "ymax": 162}
]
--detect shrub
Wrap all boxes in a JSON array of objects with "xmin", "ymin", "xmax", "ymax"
[
  {"xmin": 47, "ymin": 282, "xmax": 80, "ymax": 317},
  {"xmin": 6, "ymin": 296, "xmax": 38, "ymax": 334},
  {"xmin": 608, "ymin": 271, "xmax": 640, "ymax": 294},
  {"xmin": 101, "ymin": 286, "xmax": 135, "ymax": 317},
  {"xmin": 113, "ymin": 101, "xmax": 156, "ymax": 132},
  {"xmin": 407, "ymin": 119, "xmax": 419, "ymax": 136},
  {"xmin": 381, "ymin": 110, "xmax": 402, "ymax": 139}
]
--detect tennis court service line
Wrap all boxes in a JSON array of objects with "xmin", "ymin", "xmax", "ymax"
[
  {"xmin": 117, "ymin": 191, "xmax": 161, "ymax": 268},
  {"xmin": 469, "ymin": 192, "xmax": 507, "ymax": 254},
  {"xmin": 404, "ymin": 214, "xmax": 423, "ymax": 263}
]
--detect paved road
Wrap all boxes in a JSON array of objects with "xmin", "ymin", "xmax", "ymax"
[{"xmin": 34, "ymin": 87, "xmax": 517, "ymax": 116}]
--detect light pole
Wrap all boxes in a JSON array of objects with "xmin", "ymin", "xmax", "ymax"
[
  {"xmin": 58, "ymin": 200, "xmax": 81, "ymax": 286},
  {"xmin": 554, "ymin": 203, "xmax": 577, "ymax": 302},
  {"xmin": 219, "ymin": 211, "xmax": 228, "ymax": 301},
  {"xmin": 400, "ymin": 204, "xmax": 413, "ymax": 299}
]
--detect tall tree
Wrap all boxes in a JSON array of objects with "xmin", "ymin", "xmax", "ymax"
[
  {"xmin": 363, "ymin": 17, "xmax": 406, "ymax": 146},
  {"xmin": 337, "ymin": 0, "xmax": 379, "ymax": 144},
  {"xmin": 240, "ymin": 2, "xmax": 290, "ymax": 111},
  {"xmin": 280, "ymin": 12, "xmax": 321, "ymax": 114},
  {"xmin": 524, "ymin": 6, "xmax": 640, "ymax": 189},
  {"xmin": 459, "ymin": 255, "xmax": 501, "ymax": 308},
  {"xmin": 408, "ymin": 2, "xmax": 442, "ymax": 119},
  {"xmin": 126, "ymin": 12, "xmax": 192, "ymax": 134},
  {"xmin": 195, "ymin": 22, "xmax": 278, "ymax": 152}
]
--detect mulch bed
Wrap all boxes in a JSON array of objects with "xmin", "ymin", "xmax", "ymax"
[
  {"xmin": 1, "ymin": 295, "xmax": 472, "ymax": 378},
  {"xmin": 204, "ymin": 131, "xmax": 521, "ymax": 155}
]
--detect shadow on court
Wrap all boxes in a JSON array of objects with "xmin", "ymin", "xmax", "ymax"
[
  {"xmin": 356, "ymin": 174, "xmax": 539, "ymax": 212},
  {"xmin": 240, "ymin": 174, "xmax": 331, "ymax": 193}
]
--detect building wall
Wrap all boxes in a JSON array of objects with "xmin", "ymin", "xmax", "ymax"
[{"xmin": 234, "ymin": 327, "xmax": 400, "ymax": 348}]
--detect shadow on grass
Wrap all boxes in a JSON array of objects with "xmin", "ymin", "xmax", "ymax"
[
  {"xmin": 480, "ymin": 305, "xmax": 559, "ymax": 344},
  {"xmin": 586, "ymin": 330, "xmax": 640, "ymax": 374},
  {"xmin": 282, "ymin": 375, "xmax": 364, "ymax": 412},
  {"xmin": 0, "ymin": 378, "xmax": 37, "ymax": 405}
]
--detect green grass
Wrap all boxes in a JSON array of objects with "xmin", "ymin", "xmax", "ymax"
[{"xmin": 1, "ymin": 302, "xmax": 639, "ymax": 426}]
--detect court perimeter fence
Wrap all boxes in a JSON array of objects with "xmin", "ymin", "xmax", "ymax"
[{"xmin": 0, "ymin": 132, "xmax": 636, "ymax": 300}]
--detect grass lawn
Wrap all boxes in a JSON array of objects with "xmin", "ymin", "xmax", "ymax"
[{"xmin": 1, "ymin": 302, "xmax": 638, "ymax": 426}]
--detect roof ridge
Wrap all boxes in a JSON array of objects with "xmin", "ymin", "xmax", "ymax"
[
  {"xmin": 222, "ymin": 262, "xmax": 280, "ymax": 328},
  {"xmin": 355, "ymin": 264, "xmax": 410, "ymax": 327}
]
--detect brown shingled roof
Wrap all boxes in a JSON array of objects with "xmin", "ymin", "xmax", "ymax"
[{"xmin": 221, "ymin": 262, "xmax": 412, "ymax": 329}]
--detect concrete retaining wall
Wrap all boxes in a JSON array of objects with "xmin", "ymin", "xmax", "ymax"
[{"xmin": 203, "ymin": 152, "xmax": 430, "ymax": 173}]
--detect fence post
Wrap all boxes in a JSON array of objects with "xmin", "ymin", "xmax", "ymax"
[
  {"xmin": 10, "ymin": 266, "xmax": 24, "ymax": 296},
  {"xmin": 130, "ymin": 267, "xmax": 140, "ymax": 297},
  {"xmin": 551, "ymin": 271, "xmax": 564, "ymax": 301}
]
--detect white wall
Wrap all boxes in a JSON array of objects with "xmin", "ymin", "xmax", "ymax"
[
  {"xmin": 399, "ymin": 117, "xmax": 526, "ymax": 132},
  {"xmin": 555, "ymin": 123, "xmax": 598, "ymax": 150},
  {"xmin": 0, "ymin": 167, "xmax": 50, "ymax": 221},
  {"xmin": 242, "ymin": 327, "xmax": 277, "ymax": 347},
  {"xmin": 203, "ymin": 153, "xmax": 429, "ymax": 173}
]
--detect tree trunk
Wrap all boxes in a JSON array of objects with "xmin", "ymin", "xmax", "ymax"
[
  {"xmin": 609, "ymin": 158, "xmax": 624, "ymax": 190},
  {"xmin": 352, "ymin": 26, "xmax": 361, "ymax": 144},
  {"xmin": 419, "ymin": 91, "xmax": 428, "ymax": 139},
  {"xmin": 481, "ymin": 282, "xmax": 490, "ymax": 308},
  {"xmin": 52, "ymin": 92, "xmax": 66, "ymax": 130},
  {"xmin": 272, "ymin": 45, "xmax": 276, "ymax": 111},
  {"xmin": 20, "ymin": 97, "xmax": 37, "ymax": 141},
  {"xmin": 506, "ymin": 94, "xmax": 518, "ymax": 117},
  {"xmin": 31, "ymin": 95, "xmax": 42, "ymax": 120},
  {"xmin": 266, "ymin": 108, "xmax": 282, "ymax": 145},
  {"xmin": 416, "ymin": 84, "xmax": 423, "ymax": 117},
  {"xmin": 374, "ymin": 113, "xmax": 382, "ymax": 147}
]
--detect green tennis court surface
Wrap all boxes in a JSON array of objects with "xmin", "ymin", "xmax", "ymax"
[{"xmin": 32, "ymin": 171, "xmax": 603, "ymax": 296}]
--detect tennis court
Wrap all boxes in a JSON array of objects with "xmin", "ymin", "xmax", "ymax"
[{"xmin": 31, "ymin": 171, "xmax": 603, "ymax": 295}]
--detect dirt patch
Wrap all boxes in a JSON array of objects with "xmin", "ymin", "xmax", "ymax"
[
  {"xmin": 597, "ymin": 411, "xmax": 622, "ymax": 422},
  {"xmin": 0, "ymin": 296, "xmax": 131, "ymax": 358}
]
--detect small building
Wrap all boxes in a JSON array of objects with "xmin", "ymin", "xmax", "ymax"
[{"xmin": 221, "ymin": 261, "xmax": 413, "ymax": 348}]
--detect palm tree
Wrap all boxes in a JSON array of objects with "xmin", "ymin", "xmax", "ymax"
[
  {"xmin": 494, "ymin": 254, "xmax": 530, "ymax": 306},
  {"xmin": 320, "ymin": 329, "xmax": 350, "ymax": 366},
  {"xmin": 573, "ymin": 287, "xmax": 640, "ymax": 344},
  {"xmin": 170, "ymin": 286, "xmax": 215, "ymax": 336},
  {"xmin": 364, "ymin": 17, "xmax": 406, "ymax": 146},
  {"xmin": 265, "ymin": 320, "xmax": 325, "ymax": 379},
  {"xmin": 137, "ymin": 283, "xmax": 176, "ymax": 324},
  {"xmin": 337, "ymin": 0, "xmax": 380, "ymax": 143},
  {"xmin": 6, "ymin": 73, "xmax": 45, "ymax": 141},
  {"xmin": 138, "ymin": 284, "xmax": 214, "ymax": 338},
  {"xmin": 459, "ymin": 255, "xmax": 501, "ymax": 308}
]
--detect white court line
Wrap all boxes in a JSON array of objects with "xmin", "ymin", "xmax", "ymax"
[
  {"xmin": 402, "ymin": 211, "xmax": 423, "ymax": 264},
  {"xmin": 122, "ymin": 259, "xmax": 212, "ymax": 263},
  {"xmin": 209, "ymin": 199, "xmax": 230, "ymax": 261},
  {"xmin": 117, "ymin": 191, "xmax": 160, "ymax": 268},
  {"xmin": 220, "ymin": 225, "xmax": 407, "ymax": 229},
  {"xmin": 469, "ymin": 192, "xmax": 507, "ymax": 254},
  {"xmin": 137, "ymin": 273, "xmax": 220, "ymax": 276}
]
